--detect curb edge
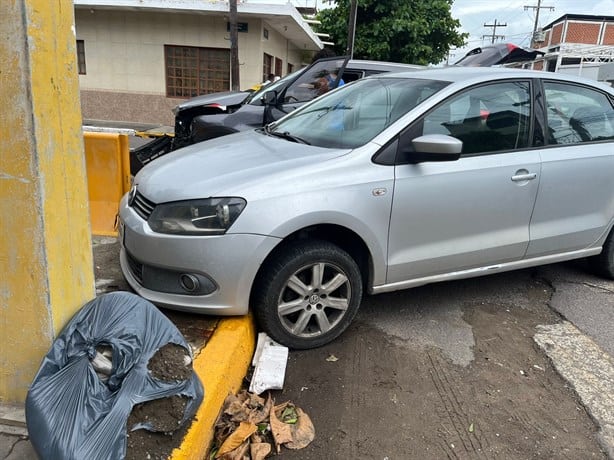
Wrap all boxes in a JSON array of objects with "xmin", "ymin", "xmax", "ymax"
[{"xmin": 170, "ymin": 314, "xmax": 256, "ymax": 460}]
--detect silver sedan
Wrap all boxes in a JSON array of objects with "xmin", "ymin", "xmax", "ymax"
[{"xmin": 119, "ymin": 67, "xmax": 614, "ymax": 349}]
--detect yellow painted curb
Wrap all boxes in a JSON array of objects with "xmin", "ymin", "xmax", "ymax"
[{"xmin": 170, "ymin": 315, "xmax": 256, "ymax": 460}]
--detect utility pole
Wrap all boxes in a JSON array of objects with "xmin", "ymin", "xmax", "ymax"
[
  {"xmin": 483, "ymin": 19, "xmax": 507, "ymax": 44},
  {"xmin": 346, "ymin": 0, "xmax": 358, "ymax": 58},
  {"xmin": 229, "ymin": 0, "xmax": 240, "ymax": 91},
  {"xmin": 524, "ymin": 0, "xmax": 555, "ymax": 45}
]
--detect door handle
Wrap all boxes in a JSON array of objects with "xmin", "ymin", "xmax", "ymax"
[{"xmin": 511, "ymin": 172, "xmax": 537, "ymax": 182}]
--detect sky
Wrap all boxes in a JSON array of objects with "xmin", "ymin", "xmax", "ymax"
[
  {"xmin": 250, "ymin": 0, "xmax": 614, "ymax": 63},
  {"xmin": 450, "ymin": 0, "xmax": 614, "ymax": 62}
]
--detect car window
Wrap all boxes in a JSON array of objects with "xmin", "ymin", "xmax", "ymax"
[
  {"xmin": 340, "ymin": 70, "xmax": 363, "ymax": 83},
  {"xmin": 246, "ymin": 70, "xmax": 300, "ymax": 106},
  {"xmin": 544, "ymin": 82, "xmax": 614, "ymax": 145},
  {"xmin": 269, "ymin": 77, "xmax": 449, "ymax": 149},
  {"xmin": 421, "ymin": 81, "xmax": 531, "ymax": 154},
  {"xmin": 282, "ymin": 58, "xmax": 348, "ymax": 103}
]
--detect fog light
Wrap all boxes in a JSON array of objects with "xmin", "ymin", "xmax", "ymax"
[{"xmin": 179, "ymin": 274, "xmax": 200, "ymax": 293}]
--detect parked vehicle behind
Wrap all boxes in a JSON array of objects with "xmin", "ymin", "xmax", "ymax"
[
  {"xmin": 120, "ymin": 67, "xmax": 614, "ymax": 349},
  {"xmin": 454, "ymin": 43, "xmax": 544, "ymax": 67},
  {"xmin": 130, "ymin": 56, "xmax": 424, "ymax": 173}
]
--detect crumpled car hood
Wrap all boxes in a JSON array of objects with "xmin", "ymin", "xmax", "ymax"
[
  {"xmin": 173, "ymin": 91, "xmax": 250, "ymax": 114},
  {"xmin": 454, "ymin": 43, "xmax": 544, "ymax": 67}
]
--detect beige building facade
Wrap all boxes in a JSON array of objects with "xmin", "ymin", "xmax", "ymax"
[{"xmin": 74, "ymin": 0, "xmax": 322, "ymax": 125}]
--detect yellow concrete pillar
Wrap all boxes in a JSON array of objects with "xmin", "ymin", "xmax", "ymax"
[{"xmin": 0, "ymin": 0, "xmax": 95, "ymax": 402}]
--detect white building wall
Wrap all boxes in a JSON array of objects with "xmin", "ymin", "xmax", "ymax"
[
  {"xmin": 261, "ymin": 20, "xmax": 305, "ymax": 78},
  {"xmin": 557, "ymin": 64, "xmax": 601, "ymax": 80},
  {"xmin": 75, "ymin": 9, "xmax": 303, "ymax": 93}
]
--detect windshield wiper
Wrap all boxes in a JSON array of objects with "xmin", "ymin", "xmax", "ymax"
[
  {"xmin": 267, "ymin": 130, "xmax": 311, "ymax": 145},
  {"xmin": 300, "ymin": 105, "xmax": 352, "ymax": 118}
]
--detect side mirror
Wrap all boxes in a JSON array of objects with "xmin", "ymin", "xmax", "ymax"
[
  {"xmin": 407, "ymin": 134, "xmax": 462, "ymax": 163},
  {"xmin": 262, "ymin": 91, "xmax": 279, "ymax": 125},
  {"xmin": 261, "ymin": 91, "xmax": 278, "ymax": 106}
]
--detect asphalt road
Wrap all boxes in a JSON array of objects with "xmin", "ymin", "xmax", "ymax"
[
  {"xmin": 354, "ymin": 259, "xmax": 614, "ymax": 361},
  {"xmin": 538, "ymin": 261, "xmax": 614, "ymax": 356},
  {"xmin": 275, "ymin": 261, "xmax": 613, "ymax": 459}
]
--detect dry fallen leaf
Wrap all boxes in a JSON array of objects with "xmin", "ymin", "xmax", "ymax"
[
  {"xmin": 216, "ymin": 422, "xmax": 257, "ymax": 457},
  {"xmin": 286, "ymin": 407, "xmax": 315, "ymax": 449},
  {"xmin": 214, "ymin": 392, "xmax": 315, "ymax": 457},
  {"xmin": 247, "ymin": 391, "xmax": 265, "ymax": 407},
  {"xmin": 270, "ymin": 402, "xmax": 293, "ymax": 452},
  {"xmin": 250, "ymin": 433, "xmax": 266, "ymax": 444},
  {"xmin": 224, "ymin": 399, "xmax": 249, "ymax": 421},
  {"xmin": 223, "ymin": 391, "xmax": 271, "ymax": 424},
  {"xmin": 248, "ymin": 394, "xmax": 273, "ymax": 424},
  {"xmin": 214, "ymin": 419, "xmax": 237, "ymax": 447},
  {"xmin": 218, "ymin": 439, "xmax": 249, "ymax": 460},
  {"xmin": 250, "ymin": 442, "xmax": 272, "ymax": 460}
]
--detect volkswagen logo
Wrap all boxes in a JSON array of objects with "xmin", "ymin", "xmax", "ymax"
[{"xmin": 309, "ymin": 294, "xmax": 320, "ymax": 305}]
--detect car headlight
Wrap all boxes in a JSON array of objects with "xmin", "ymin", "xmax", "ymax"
[{"xmin": 148, "ymin": 197, "xmax": 247, "ymax": 235}]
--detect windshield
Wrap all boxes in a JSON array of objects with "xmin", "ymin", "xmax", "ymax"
[
  {"xmin": 245, "ymin": 71, "xmax": 301, "ymax": 105},
  {"xmin": 267, "ymin": 77, "xmax": 449, "ymax": 149}
]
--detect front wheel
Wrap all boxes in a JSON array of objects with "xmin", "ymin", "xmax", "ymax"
[
  {"xmin": 588, "ymin": 227, "xmax": 614, "ymax": 279},
  {"xmin": 252, "ymin": 240, "xmax": 363, "ymax": 349}
]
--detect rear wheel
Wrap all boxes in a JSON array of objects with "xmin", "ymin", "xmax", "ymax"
[
  {"xmin": 252, "ymin": 240, "xmax": 363, "ymax": 349},
  {"xmin": 588, "ymin": 227, "xmax": 614, "ymax": 279}
]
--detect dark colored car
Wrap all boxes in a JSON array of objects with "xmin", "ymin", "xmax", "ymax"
[
  {"xmin": 130, "ymin": 56, "xmax": 423, "ymax": 173},
  {"xmin": 454, "ymin": 43, "xmax": 545, "ymax": 67}
]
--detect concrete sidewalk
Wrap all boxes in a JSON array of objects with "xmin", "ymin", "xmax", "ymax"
[{"xmin": 1, "ymin": 237, "xmax": 255, "ymax": 459}]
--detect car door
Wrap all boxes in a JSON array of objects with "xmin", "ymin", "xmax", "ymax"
[
  {"xmin": 271, "ymin": 57, "xmax": 350, "ymax": 118},
  {"xmin": 525, "ymin": 80, "xmax": 614, "ymax": 257},
  {"xmin": 386, "ymin": 80, "xmax": 541, "ymax": 283}
]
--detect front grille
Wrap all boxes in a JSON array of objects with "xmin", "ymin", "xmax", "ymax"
[
  {"xmin": 131, "ymin": 190, "xmax": 156, "ymax": 221},
  {"xmin": 125, "ymin": 251, "xmax": 144, "ymax": 284}
]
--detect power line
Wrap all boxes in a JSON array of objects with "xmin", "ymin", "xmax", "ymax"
[
  {"xmin": 524, "ymin": 0, "xmax": 555, "ymax": 43},
  {"xmin": 483, "ymin": 19, "xmax": 507, "ymax": 44}
]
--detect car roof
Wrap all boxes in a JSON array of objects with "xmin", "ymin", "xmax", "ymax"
[
  {"xmin": 377, "ymin": 65, "xmax": 614, "ymax": 92},
  {"xmin": 346, "ymin": 59, "xmax": 425, "ymax": 71}
]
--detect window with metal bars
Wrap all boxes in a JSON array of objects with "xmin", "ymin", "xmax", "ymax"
[
  {"xmin": 263, "ymin": 53, "xmax": 273, "ymax": 82},
  {"xmin": 165, "ymin": 45, "xmax": 230, "ymax": 98},
  {"xmin": 77, "ymin": 40, "xmax": 86, "ymax": 75}
]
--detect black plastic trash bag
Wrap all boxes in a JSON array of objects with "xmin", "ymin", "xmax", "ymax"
[{"xmin": 26, "ymin": 292, "xmax": 204, "ymax": 460}]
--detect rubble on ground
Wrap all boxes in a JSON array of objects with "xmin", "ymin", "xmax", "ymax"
[{"xmin": 211, "ymin": 390, "xmax": 315, "ymax": 459}]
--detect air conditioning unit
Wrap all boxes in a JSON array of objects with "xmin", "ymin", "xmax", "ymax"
[{"xmin": 533, "ymin": 31, "xmax": 546, "ymax": 43}]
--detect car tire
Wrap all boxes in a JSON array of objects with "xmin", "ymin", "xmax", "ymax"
[
  {"xmin": 588, "ymin": 227, "xmax": 614, "ymax": 279},
  {"xmin": 252, "ymin": 240, "xmax": 363, "ymax": 349}
]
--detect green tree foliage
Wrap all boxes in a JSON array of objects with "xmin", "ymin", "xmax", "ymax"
[{"xmin": 317, "ymin": 0, "xmax": 467, "ymax": 65}]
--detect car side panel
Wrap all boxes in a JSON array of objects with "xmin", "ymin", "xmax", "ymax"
[
  {"xmin": 387, "ymin": 151, "xmax": 541, "ymax": 282},
  {"xmin": 526, "ymin": 144, "xmax": 614, "ymax": 256},
  {"xmin": 228, "ymin": 153, "xmax": 395, "ymax": 287}
]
